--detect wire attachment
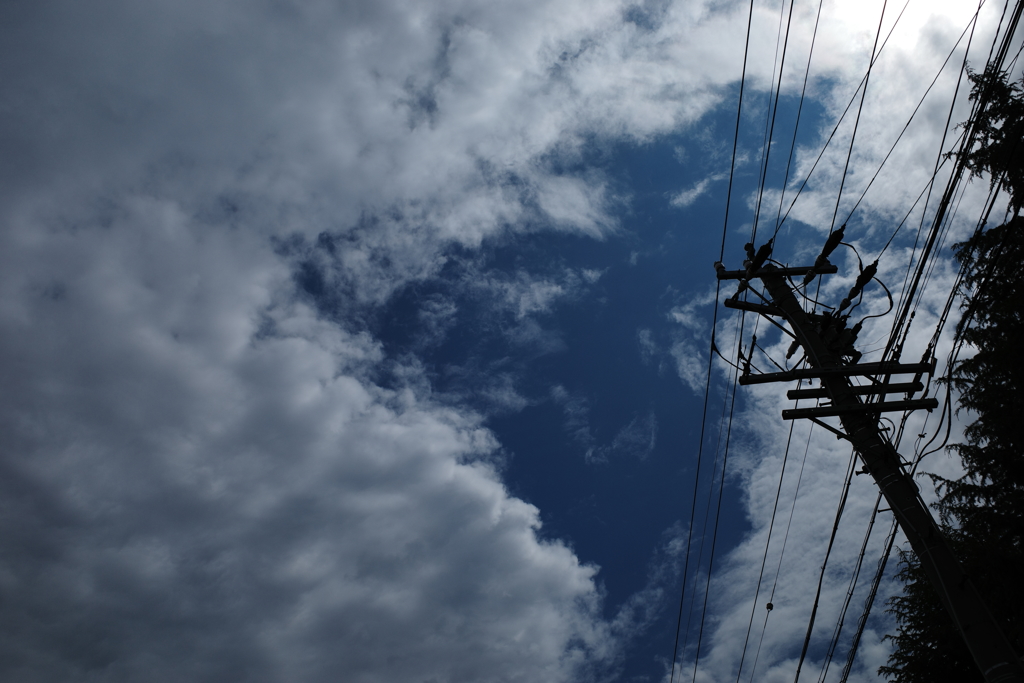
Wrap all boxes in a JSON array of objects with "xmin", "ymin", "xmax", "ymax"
[
  {"xmin": 804, "ymin": 225, "xmax": 846, "ymax": 285},
  {"xmin": 838, "ymin": 260, "xmax": 879, "ymax": 311}
]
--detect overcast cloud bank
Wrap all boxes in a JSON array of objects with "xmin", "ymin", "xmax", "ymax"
[{"xmin": 0, "ymin": 0, "xmax": 1010, "ymax": 680}]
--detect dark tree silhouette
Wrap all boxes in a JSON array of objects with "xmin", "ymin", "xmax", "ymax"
[{"xmin": 881, "ymin": 67, "xmax": 1024, "ymax": 683}]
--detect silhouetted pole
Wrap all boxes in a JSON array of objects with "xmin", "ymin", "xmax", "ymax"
[{"xmin": 717, "ymin": 247, "xmax": 1024, "ymax": 683}]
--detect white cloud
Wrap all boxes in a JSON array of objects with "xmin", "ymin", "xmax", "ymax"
[
  {"xmin": 610, "ymin": 412, "xmax": 659, "ymax": 460},
  {"xmin": 669, "ymin": 286, "xmax": 720, "ymax": 394},
  {"xmin": 671, "ymin": 178, "xmax": 714, "ymax": 208},
  {"xmin": 3, "ymin": 0, "xmax": 700, "ymax": 661},
  {"xmin": 0, "ymin": 199, "xmax": 621, "ymax": 681},
  {"xmin": 669, "ymin": 246, "xmax": 978, "ymax": 682},
  {"xmin": 638, "ymin": 327, "xmax": 658, "ymax": 364},
  {"xmin": 671, "ymin": 174, "xmax": 726, "ymax": 208},
  {"xmin": 0, "ymin": 0, "xmax": 1007, "ymax": 680}
]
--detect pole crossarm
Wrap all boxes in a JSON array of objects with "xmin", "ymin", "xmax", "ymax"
[
  {"xmin": 715, "ymin": 263, "xmax": 839, "ymax": 280},
  {"xmin": 718, "ymin": 257, "xmax": 1024, "ymax": 683},
  {"xmin": 739, "ymin": 360, "xmax": 934, "ymax": 385},
  {"xmin": 787, "ymin": 380, "xmax": 924, "ymax": 400},
  {"xmin": 781, "ymin": 398, "xmax": 938, "ymax": 420}
]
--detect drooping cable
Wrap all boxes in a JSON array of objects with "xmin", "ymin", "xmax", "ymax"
[
  {"xmin": 830, "ymin": 0, "xmax": 890, "ymax": 234},
  {"xmin": 772, "ymin": 0, "xmax": 826, "ymax": 243},
  {"xmin": 751, "ymin": 0, "xmax": 799, "ymax": 244},
  {"xmin": 732, "ymin": 387, "xmax": 804, "ymax": 683},
  {"xmin": 669, "ymin": 0, "xmax": 758, "ymax": 676},
  {"xmin": 842, "ymin": 6, "xmax": 986, "ymax": 227},
  {"xmin": 746, "ymin": 423, "xmax": 817, "ymax": 683},
  {"xmin": 792, "ymin": 447, "xmax": 858, "ymax": 683},
  {"xmin": 777, "ymin": 0, "xmax": 912, "ymax": 232}
]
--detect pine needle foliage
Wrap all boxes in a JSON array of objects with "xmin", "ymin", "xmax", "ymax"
[{"xmin": 880, "ymin": 67, "xmax": 1024, "ymax": 682}]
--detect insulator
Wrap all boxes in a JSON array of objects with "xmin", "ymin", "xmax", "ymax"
[
  {"xmin": 786, "ymin": 340, "xmax": 801, "ymax": 359},
  {"xmin": 731, "ymin": 280, "xmax": 749, "ymax": 299},
  {"xmin": 750, "ymin": 239, "xmax": 774, "ymax": 271},
  {"xmin": 744, "ymin": 242, "xmax": 756, "ymax": 260},
  {"xmin": 714, "ymin": 261, "xmax": 726, "ymax": 274},
  {"xmin": 839, "ymin": 261, "xmax": 879, "ymax": 312},
  {"xmin": 854, "ymin": 261, "xmax": 878, "ymax": 290},
  {"xmin": 820, "ymin": 224, "xmax": 846, "ymax": 258}
]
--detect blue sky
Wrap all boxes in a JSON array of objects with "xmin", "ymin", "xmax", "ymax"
[{"xmin": 0, "ymin": 1, "xmax": 1015, "ymax": 681}]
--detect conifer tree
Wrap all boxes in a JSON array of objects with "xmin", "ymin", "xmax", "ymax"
[{"xmin": 881, "ymin": 66, "xmax": 1024, "ymax": 682}]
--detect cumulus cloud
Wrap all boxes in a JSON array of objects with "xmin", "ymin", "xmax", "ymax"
[
  {"xmin": 671, "ymin": 232, "xmax": 982, "ymax": 682},
  {"xmin": 0, "ymin": 195, "xmax": 626, "ymax": 681},
  {"xmin": 1, "ymin": 0, "xmax": 766, "ymax": 677},
  {"xmin": 0, "ymin": 0, "xmax": 1007, "ymax": 680}
]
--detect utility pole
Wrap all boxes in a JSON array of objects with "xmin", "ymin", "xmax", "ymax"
[{"xmin": 716, "ymin": 237, "xmax": 1024, "ymax": 683}]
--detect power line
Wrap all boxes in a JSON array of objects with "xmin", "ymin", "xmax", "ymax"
[
  {"xmin": 669, "ymin": 0, "xmax": 758, "ymax": 673},
  {"xmin": 733, "ymin": 390, "xmax": 803, "ymax": 683},
  {"xmin": 777, "ymin": 0, "xmax": 912, "ymax": 232},
  {"xmin": 792, "ymin": 447, "xmax": 859, "ymax": 683},
  {"xmin": 746, "ymin": 422, "xmax": 816, "ymax": 683},
  {"xmin": 830, "ymin": 0, "xmax": 890, "ymax": 235},
  {"xmin": 751, "ymin": 0, "xmax": 798, "ymax": 244},
  {"xmin": 772, "ymin": 0, "xmax": 826, "ymax": 243},
  {"xmin": 842, "ymin": 4, "xmax": 986, "ymax": 227}
]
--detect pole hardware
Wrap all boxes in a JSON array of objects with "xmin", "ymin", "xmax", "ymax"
[
  {"xmin": 738, "ymin": 360, "xmax": 935, "ymax": 385},
  {"xmin": 714, "ymin": 238, "xmax": 1024, "ymax": 683},
  {"xmin": 781, "ymin": 398, "xmax": 938, "ymax": 420},
  {"xmin": 787, "ymin": 380, "xmax": 924, "ymax": 400}
]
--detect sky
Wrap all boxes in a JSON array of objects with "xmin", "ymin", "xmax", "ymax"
[{"xmin": 0, "ymin": 1, "xmax": 1019, "ymax": 682}]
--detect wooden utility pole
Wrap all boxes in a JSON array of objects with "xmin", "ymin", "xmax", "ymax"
[{"xmin": 717, "ymin": 239, "xmax": 1024, "ymax": 683}]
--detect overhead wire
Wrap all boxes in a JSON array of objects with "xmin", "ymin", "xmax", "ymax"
[
  {"xmin": 841, "ymin": 5, "xmax": 987, "ymax": 228},
  {"xmin": 834, "ymin": 6, "xmax": 1024, "ymax": 674},
  {"xmin": 746, "ymin": 422, "xmax": 816, "ymax": 683},
  {"xmin": 673, "ymin": 0, "xmax": 808, "ymax": 675},
  {"xmin": 830, "ymin": 0, "xmax": 890, "ymax": 235},
  {"xmin": 884, "ymin": 0, "xmax": 1022, "ymax": 364},
  {"xmin": 837, "ymin": 516, "xmax": 900, "ymax": 683},
  {"xmin": 680, "ymin": 384, "xmax": 734, "ymax": 655},
  {"xmin": 816, "ymin": 490, "xmax": 885, "ymax": 683},
  {"xmin": 751, "ymin": 0, "xmax": 799, "ymax": 245},
  {"xmin": 792, "ymin": 447, "xmax": 860, "ymax": 683},
  {"xmin": 777, "ymin": 0, "xmax": 912, "ymax": 232},
  {"xmin": 668, "ymin": 290, "xmax": 730, "ymax": 683},
  {"xmin": 772, "ymin": 0, "xmax": 826, "ymax": 243},
  {"xmin": 682, "ymin": 0, "xmax": 1023, "ymax": 680},
  {"xmin": 668, "ymin": 0, "xmax": 758, "ymax": 676},
  {"xmin": 732, "ymin": 384, "xmax": 805, "ymax": 683},
  {"xmin": 689, "ymin": 313, "xmax": 748, "ymax": 683}
]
